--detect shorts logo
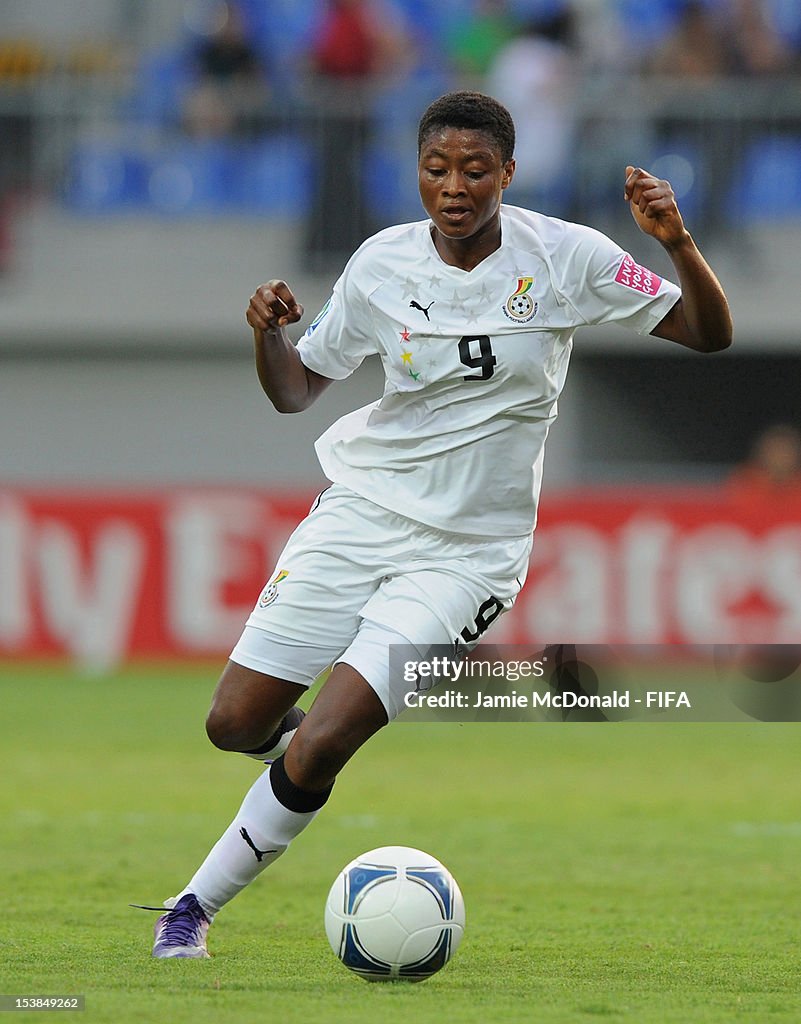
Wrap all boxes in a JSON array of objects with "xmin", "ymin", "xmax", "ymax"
[
  {"xmin": 614, "ymin": 254, "xmax": 661, "ymax": 296},
  {"xmin": 503, "ymin": 277, "xmax": 538, "ymax": 322},
  {"xmin": 259, "ymin": 569, "xmax": 289, "ymax": 608}
]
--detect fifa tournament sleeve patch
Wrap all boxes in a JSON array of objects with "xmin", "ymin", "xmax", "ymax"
[
  {"xmin": 304, "ymin": 297, "xmax": 332, "ymax": 336},
  {"xmin": 614, "ymin": 254, "xmax": 662, "ymax": 296}
]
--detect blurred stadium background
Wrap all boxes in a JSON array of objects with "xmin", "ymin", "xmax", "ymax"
[{"xmin": 2, "ymin": 0, "xmax": 801, "ymax": 668}]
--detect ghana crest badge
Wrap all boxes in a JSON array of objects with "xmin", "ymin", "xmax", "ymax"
[
  {"xmin": 259, "ymin": 569, "xmax": 289, "ymax": 608},
  {"xmin": 503, "ymin": 277, "xmax": 538, "ymax": 323}
]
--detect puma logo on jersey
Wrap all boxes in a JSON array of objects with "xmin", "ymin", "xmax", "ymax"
[{"xmin": 409, "ymin": 299, "xmax": 435, "ymax": 321}]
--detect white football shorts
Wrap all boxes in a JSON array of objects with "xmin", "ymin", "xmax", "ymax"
[{"xmin": 230, "ymin": 484, "xmax": 532, "ymax": 720}]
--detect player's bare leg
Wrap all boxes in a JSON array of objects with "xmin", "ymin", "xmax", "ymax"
[
  {"xmin": 150, "ymin": 662, "xmax": 388, "ymax": 958},
  {"xmin": 283, "ymin": 662, "xmax": 389, "ymax": 792},
  {"xmin": 206, "ymin": 660, "xmax": 307, "ymax": 761}
]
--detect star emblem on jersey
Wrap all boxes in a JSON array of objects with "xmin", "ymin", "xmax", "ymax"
[
  {"xmin": 397, "ymin": 326, "xmax": 422, "ymax": 383},
  {"xmin": 259, "ymin": 569, "xmax": 289, "ymax": 608},
  {"xmin": 503, "ymin": 277, "xmax": 539, "ymax": 323},
  {"xmin": 400, "ymin": 277, "xmax": 419, "ymax": 299},
  {"xmin": 451, "ymin": 288, "xmax": 469, "ymax": 315},
  {"xmin": 476, "ymin": 282, "xmax": 494, "ymax": 305}
]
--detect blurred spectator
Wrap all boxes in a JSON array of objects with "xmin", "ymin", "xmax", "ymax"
[
  {"xmin": 183, "ymin": 2, "xmax": 271, "ymax": 139},
  {"xmin": 304, "ymin": 0, "xmax": 412, "ymax": 268},
  {"xmin": 727, "ymin": 424, "xmax": 801, "ymax": 500},
  {"xmin": 486, "ymin": 8, "xmax": 578, "ymax": 216},
  {"xmin": 447, "ymin": 0, "xmax": 516, "ymax": 83},
  {"xmin": 0, "ymin": 193, "xmax": 13, "ymax": 275},
  {"xmin": 644, "ymin": 0, "xmax": 736, "ymax": 78},
  {"xmin": 563, "ymin": 2, "xmax": 654, "ymax": 233},
  {"xmin": 569, "ymin": 0, "xmax": 632, "ymax": 74},
  {"xmin": 729, "ymin": 0, "xmax": 793, "ymax": 75},
  {"xmin": 644, "ymin": 0, "xmax": 791, "ymax": 77},
  {"xmin": 310, "ymin": 0, "xmax": 403, "ymax": 78},
  {"xmin": 0, "ymin": 41, "xmax": 46, "ymax": 275},
  {"xmin": 642, "ymin": 1, "xmax": 742, "ymax": 245}
]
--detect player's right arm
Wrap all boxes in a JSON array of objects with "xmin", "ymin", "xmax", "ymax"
[{"xmin": 246, "ymin": 280, "xmax": 333, "ymax": 412}]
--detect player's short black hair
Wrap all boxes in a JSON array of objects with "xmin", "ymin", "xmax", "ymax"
[{"xmin": 417, "ymin": 91, "xmax": 515, "ymax": 163}]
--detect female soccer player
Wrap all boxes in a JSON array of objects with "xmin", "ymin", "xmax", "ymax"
[{"xmin": 148, "ymin": 91, "xmax": 732, "ymax": 957}]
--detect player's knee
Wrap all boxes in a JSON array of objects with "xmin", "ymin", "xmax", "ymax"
[
  {"xmin": 286, "ymin": 720, "xmax": 351, "ymax": 790},
  {"xmin": 205, "ymin": 706, "xmax": 262, "ymax": 752}
]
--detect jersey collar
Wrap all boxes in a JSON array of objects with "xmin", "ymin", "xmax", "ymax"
[{"xmin": 423, "ymin": 208, "xmax": 508, "ymax": 276}]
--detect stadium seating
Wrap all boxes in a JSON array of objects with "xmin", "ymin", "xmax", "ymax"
[
  {"xmin": 728, "ymin": 136, "xmax": 801, "ymax": 221},
  {"xmin": 65, "ymin": 135, "xmax": 315, "ymax": 217},
  {"xmin": 59, "ymin": 0, "xmax": 801, "ymax": 222},
  {"xmin": 64, "ymin": 141, "xmax": 148, "ymax": 213}
]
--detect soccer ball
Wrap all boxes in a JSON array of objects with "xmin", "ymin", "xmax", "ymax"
[{"xmin": 324, "ymin": 845, "xmax": 465, "ymax": 982}]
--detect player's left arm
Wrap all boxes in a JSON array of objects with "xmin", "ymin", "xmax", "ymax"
[{"xmin": 624, "ymin": 166, "xmax": 733, "ymax": 353}]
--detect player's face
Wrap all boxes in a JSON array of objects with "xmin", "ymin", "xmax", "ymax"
[{"xmin": 418, "ymin": 128, "xmax": 515, "ymax": 245}]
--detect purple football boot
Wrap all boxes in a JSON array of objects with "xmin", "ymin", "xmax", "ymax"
[{"xmin": 152, "ymin": 893, "xmax": 211, "ymax": 959}]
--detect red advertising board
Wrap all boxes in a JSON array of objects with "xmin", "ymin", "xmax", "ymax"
[{"xmin": 1, "ymin": 487, "xmax": 799, "ymax": 665}]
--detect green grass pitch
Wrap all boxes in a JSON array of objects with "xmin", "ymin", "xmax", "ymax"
[{"xmin": 2, "ymin": 661, "xmax": 800, "ymax": 1023}]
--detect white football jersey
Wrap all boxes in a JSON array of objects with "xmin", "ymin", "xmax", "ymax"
[{"xmin": 296, "ymin": 205, "xmax": 681, "ymax": 537}]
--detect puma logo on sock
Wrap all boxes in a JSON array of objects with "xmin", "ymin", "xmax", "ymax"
[{"xmin": 240, "ymin": 827, "xmax": 277, "ymax": 862}]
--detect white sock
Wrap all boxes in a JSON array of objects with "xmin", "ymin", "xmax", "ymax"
[
  {"xmin": 177, "ymin": 763, "xmax": 322, "ymax": 918},
  {"xmin": 241, "ymin": 707, "xmax": 305, "ymax": 762}
]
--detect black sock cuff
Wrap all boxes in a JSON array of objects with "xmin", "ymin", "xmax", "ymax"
[
  {"xmin": 242, "ymin": 707, "xmax": 305, "ymax": 756},
  {"xmin": 269, "ymin": 754, "xmax": 333, "ymax": 813}
]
